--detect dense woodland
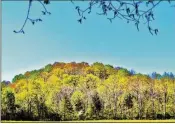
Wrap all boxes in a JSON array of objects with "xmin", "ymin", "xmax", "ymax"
[{"xmin": 1, "ymin": 62, "xmax": 175, "ymax": 121}]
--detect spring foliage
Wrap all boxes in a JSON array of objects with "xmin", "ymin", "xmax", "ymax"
[{"xmin": 1, "ymin": 62, "xmax": 175, "ymax": 121}]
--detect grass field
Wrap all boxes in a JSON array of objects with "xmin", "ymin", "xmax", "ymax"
[{"xmin": 1, "ymin": 120, "xmax": 175, "ymax": 123}]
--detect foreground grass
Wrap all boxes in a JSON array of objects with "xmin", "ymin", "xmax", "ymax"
[{"xmin": 2, "ymin": 120, "xmax": 175, "ymax": 123}]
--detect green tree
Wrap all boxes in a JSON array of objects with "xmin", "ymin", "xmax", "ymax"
[
  {"xmin": 1, "ymin": 87, "xmax": 16, "ymax": 120},
  {"xmin": 59, "ymin": 96, "xmax": 74, "ymax": 121},
  {"xmin": 71, "ymin": 91, "xmax": 85, "ymax": 120}
]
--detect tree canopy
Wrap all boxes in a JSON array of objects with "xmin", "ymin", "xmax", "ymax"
[{"xmin": 1, "ymin": 61, "xmax": 175, "ymax": 121}]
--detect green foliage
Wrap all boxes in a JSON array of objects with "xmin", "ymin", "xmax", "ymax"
[
  {"xmin": 44, "ymin": 64, "xmax": 53, "ymax": 72},
  {"xmin": 59, "ymin": 96, "xmax": 74, "ymax": 121},
  {"xmin": 71, "ymin": 91, "xmax": 84, "ymax": 112},
  {"xmin": 1, "ymin": 88, "xmax": 16, "ymax": 120},
  {"xmin": 12, "ymin": 74, "xmax": 25, "ymax": 83},
  {"xmin": 1, "ymin": 62, "xmax": 175, "ymax": 121}
]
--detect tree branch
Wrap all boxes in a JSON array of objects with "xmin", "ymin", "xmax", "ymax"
[
  {"xmin": 14, "ymin": 0, "xmax": 51, "ymax": 34},
  {"xmin": 14, "ymin": 0, "xmax": 173, "ymax": 35}
]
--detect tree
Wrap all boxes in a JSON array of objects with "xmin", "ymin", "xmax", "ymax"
[
  {"xmin": 1, "ymin": 81, "xmax": 10, "ymax": 90},
  {"xmin": 146, "ymin": 79, "xmax": 159, "ymax": 119},
  {"xmin": 59, "ymin": 96, "xmax": 74, "ymax": 121},
  {"xmin": 85, "ymin": 62, "xmax": 107, "ymax": 80},
  {"xmin": 12, "ymin": 74, "xmax": 26, "ymax": 83},
  {"xmin": 91, "ymin": 92, "xmax": 102, "ymax": 119},
  {"xmin": 129, "ymin": 75, "xmax": 149, "ymax": 119},
  {"xmin": 44, "ymin": 64, "xmax": 53, "ymax": 72},
  {"xmin": 123, "ymin": 93, "xmax": 134, "ymax": 119},
  {"xmin": 71, "ymin": 91, "xmax": 85, "ymax": 120},
  {"xmin": 1, "ymin": 87, "xmax": 16, "ymax": 120},
  {"xmin": 150, "ymin": 72, "xmax": 162, "ymax": 79},
  {"xmin": 1, "ymin": 61, "xmax": 175, "ymax": 120},
  {"xmin": 159, "ymin": 77, "xmax": 174, "ymax": 119},
  {"xmin": 13, "ymin": 0, "xmax": 175, "ymax": 35}
]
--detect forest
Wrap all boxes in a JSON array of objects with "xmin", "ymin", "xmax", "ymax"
[{"xmin": 1, "ymin": 62, "xmax": 175, "ymax": 121}]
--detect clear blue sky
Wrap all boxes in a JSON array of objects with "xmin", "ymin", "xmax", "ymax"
[{"xmin": 2, "ymin": 1, "xmax": 175, "ymax": 81}]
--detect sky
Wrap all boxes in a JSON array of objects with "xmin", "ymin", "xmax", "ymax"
[{"xmin": 2, "ymin": 1, "xmax": 175, "ymax": 81}]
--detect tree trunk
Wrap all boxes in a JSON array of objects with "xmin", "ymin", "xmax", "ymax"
[
  {"xmin": 164, "ymin": 92, "xmax": 167, "ymax": 119},
  {"xmin": 151, "ymin": 98, "xmax": 155, "ymax": 119},
  {"xmin": 113, "ymin": 94, "xmax": 118, "ymax": 118}
]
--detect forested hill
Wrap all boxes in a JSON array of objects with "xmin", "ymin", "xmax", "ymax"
[{"xmin": 1, "ymin": 62, "xmax": 175, "ymax": 121}]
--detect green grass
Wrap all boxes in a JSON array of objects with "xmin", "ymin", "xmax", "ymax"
[{"xmin": 1, "ymin": 120, "xmax": 175, "ymax": 123}]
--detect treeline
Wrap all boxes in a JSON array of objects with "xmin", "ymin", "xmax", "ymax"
[{"xmin": 1, "ymin": 62, "xmax": 175, "ymax": 121}]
